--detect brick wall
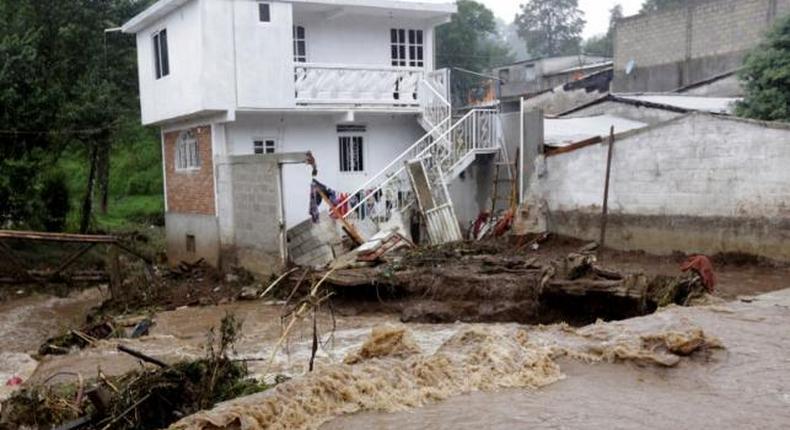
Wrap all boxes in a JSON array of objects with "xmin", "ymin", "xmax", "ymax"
[
  {"xmin": 287, "ymin": 214, "xmax": 342, "ymax": 268},
  {"xmin": 163, "ymin": 125, "xmax": 216, "ymax": 215},
  {"xmin": 614, "ymin": 0, "xmax": 788, "ymax": 92}
]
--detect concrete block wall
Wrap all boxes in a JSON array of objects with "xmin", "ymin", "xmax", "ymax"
[
  {"xmin": 223, "ymin": 155, "xmax": 283, "ymax": 274},
  {"xmin": 287, "ymin": 214, "xmax": 342, "ymax": 268},
  {"xmin": 614, "ymin": 0, "xmax": 790, "ymax": 92},
  {"xmin": 529, "ymin": 113, "xmax": 790, "ymax": 260}
]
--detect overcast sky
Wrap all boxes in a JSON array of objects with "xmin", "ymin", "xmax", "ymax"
[{"xmin": 423, "ymin": 0, "xmax": 645, "ymax": 38}]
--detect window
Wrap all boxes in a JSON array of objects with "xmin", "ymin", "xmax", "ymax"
[
  {"xmin": 293, "ymin": 25, "xmax": 306, "ymax": 63},
  {"xmin": 175, "ymin": 130, "xmax": 200, "ymax": 170},
  {"xmin": 338, "ymin": 125, "xmax": 366, "ymax": 173},
  {"xmin": 253, "ymin": 138, "xmax": 277, "ymax": 154},
  {"xmin": 390, "ymin": 29, "xmax": 423, "ymax": 67},
  {"xmin": 152, "ymin": 29, "xmax": 170, "ymax": 79},
  {"xmin": 258, "ymin": 2, "xmax": 271, "ymax": 22}
]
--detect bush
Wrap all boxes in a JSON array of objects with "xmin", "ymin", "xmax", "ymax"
[
  {"xmin": 37, "ymin": 170, "xmax": 70, "ymax": 232},
  {"xmin": 736, "ymin": 14, "xmax": 790, "ymax": 122}
]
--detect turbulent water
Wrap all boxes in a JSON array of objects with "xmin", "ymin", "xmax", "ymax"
[{"xmin": 2, "ymin": 289, "xmax": 790, "ymax": 429}]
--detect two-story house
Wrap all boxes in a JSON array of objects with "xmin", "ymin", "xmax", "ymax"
[{"xmin": 124, "ymin": 0, "xmax": 509, "ymax": 271}]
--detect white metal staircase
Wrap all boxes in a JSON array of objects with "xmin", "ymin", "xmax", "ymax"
[{"xmin": 337, "ymin": 70, "xmax": 505, "ymax": 244}]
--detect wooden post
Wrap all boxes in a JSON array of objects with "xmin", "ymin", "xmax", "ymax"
[
  {"xmin": 317, "ymin": 188, "xmax": 364, "ymax": 245},
  {"xmin": 107, "ymin": 244, "xmax": 122, "ymax": 300},
  {"xmin": 600, "ymin": 126, "xmax": 615, "ymax": 249}
]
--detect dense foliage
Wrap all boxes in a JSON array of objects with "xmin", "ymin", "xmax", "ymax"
[
  {"xmin": 0, "ymin": 0, "xmax": 161, "ymax": 232},
  {"xmin": 583, "ymin": 4, "xmax": 623, "ymax": 57},
  {"xmin": 640, "ymin": 0, "xmax": 686, "ymax": 14},
  {"xmin": 736, "ymin": 14, "xmax": 790, "ymax": 122},
  {"xmin": 515, "ymin": 0, "xmax": 585, "ymax": 57},
  {"xmin": 436, "ymin": 0, "xmax": 512, "ymax": 106}
]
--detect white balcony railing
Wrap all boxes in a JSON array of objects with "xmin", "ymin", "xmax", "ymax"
[{"xmin": 294, "ymin": 63, "xmax": 424, "ymax": 107}]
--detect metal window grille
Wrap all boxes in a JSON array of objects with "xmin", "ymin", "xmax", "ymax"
[
  {"xmin": 293, "ymin": 26, "xmax": 306, "ymax": 62},
  {"xmin": 339, "ymin": 135, "xmax": 364, "ymax": 172},
  {"xmin": 175, "ymin": 130, "xmax": 200, "ymax": 170},
  {"xmin": 153, "ymin": 29, "xmax": 169, "ymax": 79}
]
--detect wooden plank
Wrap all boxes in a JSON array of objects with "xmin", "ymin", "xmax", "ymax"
[
  {"xmin": 0, "ymin": 230, "xmax": 117, "ymax": 243},
  {"xmin": 316, "ymin": 188, "xmax": 364, "ymax": 245}
]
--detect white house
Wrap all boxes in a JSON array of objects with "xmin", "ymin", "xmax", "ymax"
[{"xmin": 123, "ymin": 0, "xmax": 511, "ymax": 271}]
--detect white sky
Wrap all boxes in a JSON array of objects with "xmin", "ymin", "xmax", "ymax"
[{"xmin": 421, "ymin": 0, "xmax": 644, "ymax": 38}]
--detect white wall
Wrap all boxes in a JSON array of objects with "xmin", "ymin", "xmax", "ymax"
[
  {"xmin": 136, "ymin": 0, "xmax": 203, "ymax": 125},
  {"xmin": 294, "ymin": 12, "xmax": 434, "ymax": 69},
  {"xmin": 135, "ymin": 0, "xmax": 441, "ymax": 124},
  {"xmin": 234, "ymin": 1, "xmax": 296, "ymax": 108},
  {"xmin": 225, "ymin": 112, "xmax": 423, "ymax": 226},
  {"xmin": 528, "ymin": 113, "xmax": 790, "ymax": 258}
]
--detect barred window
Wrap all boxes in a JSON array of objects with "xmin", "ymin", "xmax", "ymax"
[
  {"xmin": 338, "ymin": 133, "xmax": 365, "ymax": 172},
  {"xmin": 175, "ymin": 130, "xmax": 200, "ymax": 170},
  {"xmin": 293, "ymin": 26, "xmax": 306, "ymax": 62},
  {"xmin": 152, "ymin": 28, "xmax": 169, "ymax": 79}
]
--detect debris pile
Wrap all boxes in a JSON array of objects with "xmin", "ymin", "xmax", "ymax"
[{"xmin": 0, "ymin": 314, "xmax": 270, "ymax": 430}]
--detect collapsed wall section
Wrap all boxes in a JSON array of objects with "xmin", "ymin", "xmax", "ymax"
[{"xmin": 528, "ymin": 113, "xmax": 790, "ymax": 260}]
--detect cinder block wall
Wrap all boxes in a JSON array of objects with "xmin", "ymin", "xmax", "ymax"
[
  {"xmin": 221, "ymin": 156, "xmax": 284, "ymax": 274},
  {"xmin": 529, "ymin": 113, "xmax": 790, "ymax": 260},
  {"xmin": 287, "ymin": 214, "xmax": 342, "ymax": 268},
  {"xmin": 614, "ymin": 0, "xmax": 790, "ymax": 92}
]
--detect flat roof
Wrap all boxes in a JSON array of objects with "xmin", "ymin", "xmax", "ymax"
[
  {"xmin": 544, "ymin": 115, "xmax": 648, "ymax": 147},
  {"xmin": 123, "ymin": 0, "xmax": 455, "ymax": 33}
]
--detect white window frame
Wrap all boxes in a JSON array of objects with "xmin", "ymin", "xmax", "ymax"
[
  {"xmin": 253, "ymin": 137, "xmax": 278, "ymax": 154},
  {"xmin": 152, "ymin": 28, "xmax": 170, "ymax": 79},
  {"xmin": 391, "ymin": 28, "xmax": 424, "ymax": 68},
  {"xmin": 338, "ymin": 125, "xmax": 366, "ymax": 174},
  {"xmin": 293, "ymin": 25, "xmax": 307, "ymax": 63},
  {"xmin": 258, "ymin": 2, "xmax": 272, "ymax": 23},
  {"xmin": 175, "ymin": 130, "xmax": 200, "ymax": 171}
]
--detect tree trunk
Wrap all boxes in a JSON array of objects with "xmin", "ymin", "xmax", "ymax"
[
  {"xmin": 80, "ymin": 143, "xmax": 99, "ymax": 233},
  {"xmin": 97, "ymin": 140, "xmax": 111, "ymax": 214}
]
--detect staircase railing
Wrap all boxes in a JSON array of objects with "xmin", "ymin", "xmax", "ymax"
[{"xmin": 339, "ymin": 107, "xmax": 500, "ymax": 233}]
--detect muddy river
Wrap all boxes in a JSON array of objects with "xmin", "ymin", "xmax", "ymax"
[{"xmin": 1, "ymin": 287, "xmax": 789, "ymax": 429}]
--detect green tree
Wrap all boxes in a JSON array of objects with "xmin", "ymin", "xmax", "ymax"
[
  {"xmin": 583, "ymin": 4, "xmax": 623, "ymax": 57},
  {"xmin": 436, "ymin": 0, "xmax": 512, "ymax": 105},
  {"xmin": 0, "ymin": 0, "xmax": 154, "ymax": 231},
  {"xmin": 736, "ymin": 14, "xmax": 790, "ymax": 122},
  {"xmin": 436, "ymin": 0, "xmax": 512, "ymax": 72},
  {"xmin": 515, "ymin": 0, "xmax": 586, "ymax": 57},
  {"xmin": 640, "ymin": 0, "xmax": 686, "ymax": 14}
]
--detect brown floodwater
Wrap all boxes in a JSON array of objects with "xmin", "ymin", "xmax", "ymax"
[{"xmin": 2, "ymin": 286, "xmax": 790, "ymax": 429}]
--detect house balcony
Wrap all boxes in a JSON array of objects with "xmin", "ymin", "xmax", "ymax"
[{"xmin": 294, "ymin": 63, "xmax": 425, "ymax": 109}]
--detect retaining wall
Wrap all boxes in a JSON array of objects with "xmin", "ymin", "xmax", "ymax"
[{"xmin": 528, "ymin": 113, "xmax": 790, "ymax": 260}]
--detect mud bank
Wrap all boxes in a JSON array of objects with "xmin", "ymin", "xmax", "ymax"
[
  {"xmin": 172, "ymin": 319, "xmax": 720, "ymax": 430},
  {"xmin": 326, "ymin": 242, "xmax": 710, "ymax": 325}
]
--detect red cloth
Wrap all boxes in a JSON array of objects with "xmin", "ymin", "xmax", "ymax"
[
  {"xmin": 5, "ymin": 376, "xmax": 22, "ymax": 386},
  {"xmin": 472, "ymin": 212, "xmax": 490, "ymax": 238},
  {"xmin": 681, "ymin": 255, "xmax": 717, "ymax": 293}
]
